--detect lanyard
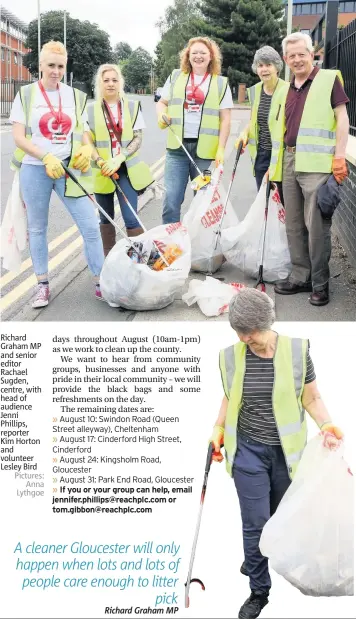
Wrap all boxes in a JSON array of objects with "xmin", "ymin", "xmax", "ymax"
[
  {"xmin": 38, "ymin": 80, "xmax": 62, "ymax": 124},
  {"xmin": 103, "ymin": 100, "xmax": 122, "ymax": 136},
  {"xmin": 189, "ymin": 72, "xmax": 210, "ymax": 99}
]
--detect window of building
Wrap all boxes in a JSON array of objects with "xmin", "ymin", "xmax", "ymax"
[
  {"xmin": 1, "ymin": 19, "xmax": 7, "ymax": 30},
  {"xmin": 7, "ymin": 49, "xmax": 11, "ymax": 63},
  {"xmin": 317, "ymin": 2, "xmax": 325, "ymax": 13},
  {"xmin": 14, "ymin": 52, "xmax": 18, "ymax": 64},
  {"xmin": 301, "ymin": 29, "xmax": 311, "ymax": 34},
  {"xmin": 302, "ymin": 3, "xmax": 311, "ymax": 14},
  {"xmin": 344, "ymin": 1, "xmax": 355, "ymax": 11},
  {"xmin": 1, "ymin": 47, "xmax": 4, "ymax": 62}
]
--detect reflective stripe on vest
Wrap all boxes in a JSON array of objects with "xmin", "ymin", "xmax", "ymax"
[
  {"xmin": 167, "ymin": 70, "xmax": 228, "ymax": 159},
  {"xmin": 248, "ymin": 79, "xmax": 289, "ymax": 182},
  {"xmin": 88, "ymin": 98, "xmax": 153, "ymax": 193},
  {"xmin": 220, "ymin": 335, "xmax": 308, "ymax": 479},
  {"xmin": 11, "ymin": 83, "xmax": 92, "ymax": 198},
  {"xmin": 295, "ymin": 69, "xmax": 343, "ymax": 173}
]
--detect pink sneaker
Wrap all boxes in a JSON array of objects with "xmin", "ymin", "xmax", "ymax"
[
  {"xmin": 95, "ymin": 285, "xmax": 104, "ymax": 301},
  {"xmin": 32, "ymin": 283, "xmax": 50, "ymax": 308}
]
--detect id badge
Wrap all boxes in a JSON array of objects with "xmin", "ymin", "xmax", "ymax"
[
  {"xmin": 187, "ymin": 104, "xmax": 200, "ymax": 113},
  {"xmin": 51, "ymin": 133, "xmax": 67, "ymax": 144}
]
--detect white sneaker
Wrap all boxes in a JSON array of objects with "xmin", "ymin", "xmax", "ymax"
[{"xmin": 32, "ymin": 283, "xmax": 50, "ymax": 308}]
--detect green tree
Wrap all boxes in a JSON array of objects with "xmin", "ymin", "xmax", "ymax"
[
  {"xmin": 122, "ymin": 47, "xmax": 152, "ymax": 92},
  {"xmin": 198, "ymin": 0, "xmax": 286, "ymax": 88},
  {"xmin": 113, "ymin": 42, "xmax": 132, "ymax": 64},
  {"xmin": 24, "ymin": 11, "xmax": 113, "ymax": 88},
  {"xmin": 155, "ymin": 0, "xmax": 202, "ymax": 84}
]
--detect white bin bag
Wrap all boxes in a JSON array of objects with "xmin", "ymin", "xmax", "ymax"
[
  {"xmin": 183, "ymin": 166, "xmax": 239, "ymax": 273},
  {"xmin": 259, "ymin": 435, "xmax": 354, "ymax": 596},
  {"xmin": 100, "ymin": 223, "xmax": 191, "ymax": 311}
]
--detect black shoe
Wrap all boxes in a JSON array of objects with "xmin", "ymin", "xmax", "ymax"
[
  {"xmin": 309, "ymin": 284, "xmax": 329, "ymax": 306},
  {"xmin": 240, "ymin": 561, "xmax": 248, "ymax": 576},
  {"xmin": 238, "ymin": 591, "xmax": 269, "ymax": 619},
  {"xmin": 274, "ymin": 279, "xmax": 312, "ymax": 295}
]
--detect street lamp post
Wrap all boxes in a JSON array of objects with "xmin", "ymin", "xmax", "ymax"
[
  {"xmin": 64, "ymin": 10, "xmax": 67, "ymax": 84},
  {"xmin": 37, "ymin": 0, "xmax": 41, "ymax": 78},
  {"xmin": 285, "ymin": 0, "xmax": 293, "ymax": 82}
]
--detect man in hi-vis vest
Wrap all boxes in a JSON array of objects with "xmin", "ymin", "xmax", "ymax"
[{"xmin": 274, "ymin": 33, "xmax": 349, "ymax": 307}]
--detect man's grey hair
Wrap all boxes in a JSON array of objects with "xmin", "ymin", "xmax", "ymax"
[
  {"xmin": 228, "ymin": 288, "xmax": 275, "ymax": 334},
  {"xmin": 252, "ymin": 46, "xmax": 284, "ymax": 75},
  {"xmin": 282, "ymin": 32, "xmax": 314, "ymax": 56}
]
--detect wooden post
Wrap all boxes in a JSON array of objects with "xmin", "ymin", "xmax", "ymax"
[{"xmin": 238, "ymin": 83, "xmax": 246, "ymax": 104}]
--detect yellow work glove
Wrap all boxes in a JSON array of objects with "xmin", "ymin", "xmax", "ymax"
[
  {"xmin": 42, "ymin": 153, "xmax": 65, "ymax": 180},
  {"xmin": 191, "ymin": 174, "xmax": 211, "ymax": 191},
  {"xmin": 73, "ymin": 144, "xmax": 93, "ymax": 173},
  {"xmin": 320, "ymin": 422, "xmax": 344, "ymax": 450},
  {"xmin": 235, "ymin": 129, "xmax": 249, "ymax": 151},
  {"xmin": 100, "ymin": 153, "xmax": 126, "ymax": 177},
  {"xmin": 215, "ymin": 146, "xmax": 225, "ymax": 168},
  {"xmin": 158, "ymin": 113, "xmax": 171, "ymax": 130},
  {"xmin": 210, "ymin": 425, "xmax": 224, "ymax": 463}
]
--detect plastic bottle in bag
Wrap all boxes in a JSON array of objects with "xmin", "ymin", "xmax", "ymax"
[{"xmin": 151, "ymin": 244, "xmax": 183, "ymax": 271}]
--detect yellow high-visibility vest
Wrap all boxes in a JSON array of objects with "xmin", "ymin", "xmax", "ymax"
[
  {"xmin": 248, "ymin": 79, "xmax": 289, "ymax": 182},
  {"xmin": 88, "ymin": 98, "xmax": 153, "ymax": 193},
  {"xmin": 11, "ymin": 82, "xmax": 93, "ymax": 197},
  {"xmin": 167, "ymin": 69, "xmax": 228, "ymax": 159}
]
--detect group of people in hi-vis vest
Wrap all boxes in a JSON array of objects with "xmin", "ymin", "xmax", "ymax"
[
  {"xmin": 157, "ymin": 32, "xmax": 350, "ymax": 308},
  {"xmin": 9, "ymin": 32, "xmax": 349, "ymax": 310}
]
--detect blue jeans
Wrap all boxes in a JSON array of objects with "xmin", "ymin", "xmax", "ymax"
[
  {"xmin": 162, "ymin": 141, "xmax": 212, "ymax": 224},
  {"xmin": 20, "ymin": 163, "xmax": 104, "ymax": 277},
  {"xmin": 232, "ymin": 433, "xmax": 291, "ymax": 593},
  {"xmin": 95, "ymin": 168, "xmax": 138, "ymax": 229}
]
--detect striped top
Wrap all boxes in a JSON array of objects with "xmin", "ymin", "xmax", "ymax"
[
  {"xmin": 237, "ymin": 345, "xmax": 316, "ymax": 445},
  {"xmin": 257, "ymin": 89, "xmax": 273, "ymax": 151}
]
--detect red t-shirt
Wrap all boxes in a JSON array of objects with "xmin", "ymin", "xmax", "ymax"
[{"xmin": 284, "ymin": 67, "xmax": 349, "ymax": 147}]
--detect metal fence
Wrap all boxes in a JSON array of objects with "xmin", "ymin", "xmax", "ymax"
[
  {"xmin": 327, "ymin": 19, "xmax": 356, "ymax": 136},
  {"xmin": 1, "ymin": 79, "xmax": 32, "ymax": 117}
]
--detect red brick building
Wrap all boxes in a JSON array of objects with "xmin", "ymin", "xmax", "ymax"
[
  {"xmin": 1, "ymin": 7, "xmax": 31, "ymax": 81},
  {"xmin": 286, "ymin": 1, "xmax": 356, "ymax": 33}
]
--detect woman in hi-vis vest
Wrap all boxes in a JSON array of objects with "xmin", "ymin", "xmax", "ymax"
[
  {"xmin": 235, "ymin": 46, "xmax": 287, "ymax": 202},
  {"xmin": 156, "ymin": 37, "xmax": 233, "ymax": 224},
  {"xmin": 88, "ymin": 64, "xmax": 153, "ymax": 256},
  {"xmin": 9, "ymin": 40, "xmax": 104, "ymax": 308},
  {"xmin": 210, "ymin": 288, "xmax": 344, "ymax": 619}
]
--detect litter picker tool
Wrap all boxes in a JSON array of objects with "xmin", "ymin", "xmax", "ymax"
[
  {"xmin": 62, "ymin": 164, "xmax": 169, "ymax": 267},
  {"xmin": 207, "ymin": 140, "xmax": 244, "ymax": 278},
  {"xmin": 185, "ymin": 442, "xmax": 215, "ymax": 608},
  {"xmin": 162, "ymin": 114, "xmax": 211, "ymax": 186},
  {"xmin": 110, "ymin": 173, "xmax": 169, "ymax": 267},
  {"xmin": 62, "ymin": 164, "xmax": 134, "ymax": 245},
  {"xmin": 254, "ymin": 178, "xmax": 272, "ymax": 293}
]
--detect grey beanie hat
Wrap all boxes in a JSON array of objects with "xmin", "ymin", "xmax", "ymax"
[{"xmin": 252, "ymin": 46, "xmax": 284, "ymax": 75}]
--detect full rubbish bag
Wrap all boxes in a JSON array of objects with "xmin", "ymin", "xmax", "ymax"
[
  {"xmin": 183, "ymin": 166, "xmax": 239, "ymax": 274},
  {"xmin": 221, "ymin": 179, "xmax": 291, "ymax": 282},
  {"xmin": 100, "ymin": 222, "xmax": 191, "ymax": 310},
  {"xmin": 259, "ymin": 435, "xmax": 354, "ymax": 597},
  {"xmin": 182, "ymin": 277, "xmax": 245, "ymax": 317}
]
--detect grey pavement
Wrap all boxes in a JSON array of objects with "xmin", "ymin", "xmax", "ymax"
[{"xmin": 2, "ymin": 105, "xmax": 356, "ymax": 322}]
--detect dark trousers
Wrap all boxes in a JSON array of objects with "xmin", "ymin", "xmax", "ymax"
[
  {"xmin": 255, "ymin": 147, "xmax": 284, "ymax": 205},
  {"xmin": 95, "ymin": 168, "xmax": 139, "ymax": 230},
  {"xmin": 232, "ymin": 433, "xmax": 291, "ymax": 593}
]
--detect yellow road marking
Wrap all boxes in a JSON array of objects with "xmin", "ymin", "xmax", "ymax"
[
  {"xmin": 1, "ymin": 155, "xmax": 166, "ymax": 290},
  {"xmin": 150, "ymin": 155, "xmax": 166, "ymax": 172},
  {"xmin": 1, "ymin": 236, "xmax": 83, "ymax": 312}
]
